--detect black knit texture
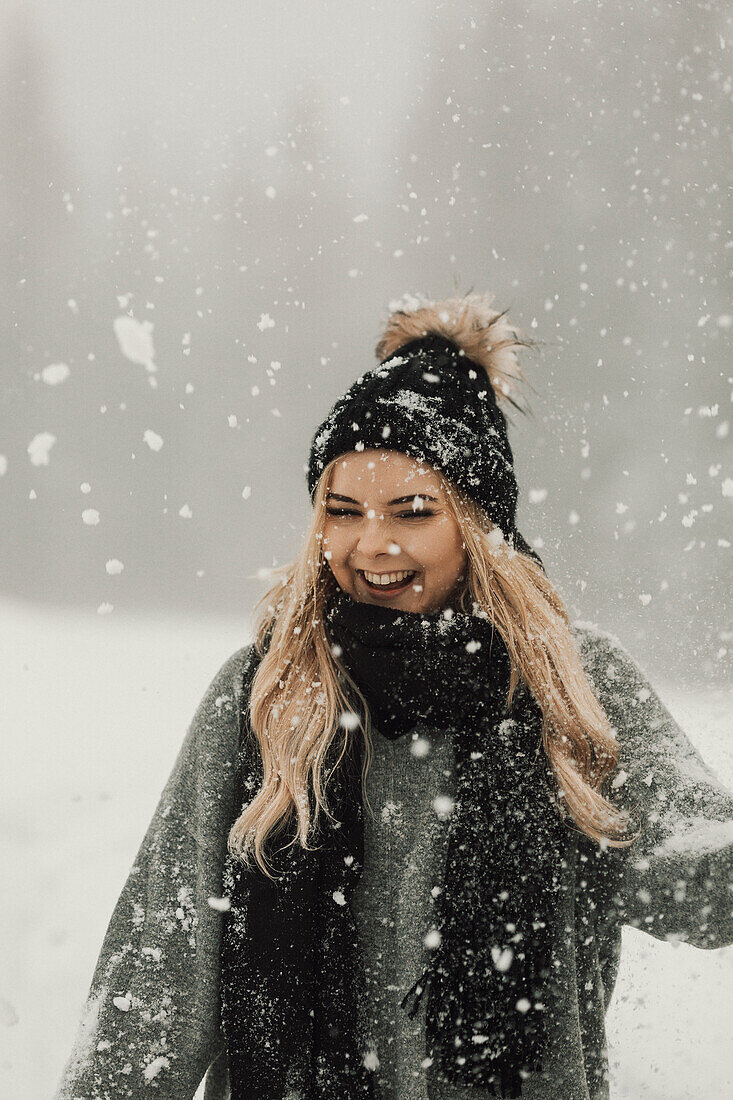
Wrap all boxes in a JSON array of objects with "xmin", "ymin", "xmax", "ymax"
[
  {"xmin": 220, "ymin": 590, "xmax": 573, "ymax": 1098},
  {"xmin": 307, "ymin": 334, "xmax": 520, "ymax": 539}
]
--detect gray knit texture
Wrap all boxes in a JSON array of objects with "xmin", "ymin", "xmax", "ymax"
[{"xmin": 53, "ymin": 625, "xmax": 733, "ymax": 1100}]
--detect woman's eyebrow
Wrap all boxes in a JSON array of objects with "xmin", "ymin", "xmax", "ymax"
[
  {"xmin": 325, "ymin": 492, "xmax": 439, "ymax": 505},
  {"xmin": 388, "ymin": 494, "xmax": 439, "ymax": 505}
]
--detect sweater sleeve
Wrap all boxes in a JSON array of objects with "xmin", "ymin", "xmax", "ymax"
[
  {"xmin": 575, "ymin": 624, "xmax": 733, "ymax": 951},
  {"xmin": 53, "ymin": 643, "xmax": 256, "ymax": 1100}
]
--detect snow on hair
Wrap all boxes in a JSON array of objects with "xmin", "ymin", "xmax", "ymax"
[
  {"xmin": 375, "ymin": 290, "xmax": 535, "ymax": 407},
  {"xmin": 228, "ymin": 457, "xmax": 638, "ymax": 879}
]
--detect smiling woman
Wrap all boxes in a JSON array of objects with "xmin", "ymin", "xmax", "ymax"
[
  {"xmin": 323, "ymin": 450, "xmax": 467, "ymax": 610},
  {"xmin": 54, "ymin": 291, "xmax": 733, "ymax": 1100}
]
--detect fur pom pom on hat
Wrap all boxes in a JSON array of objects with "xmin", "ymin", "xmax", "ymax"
[
  {"xmin": 375, "ymin": 291, "xmax": 531, "ymax": 409},
  {"xmin": 307, "ymin": 291, "xmax": 540, "ymax": 560}
]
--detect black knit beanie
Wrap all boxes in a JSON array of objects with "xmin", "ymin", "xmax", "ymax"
[{"xmin": 306, "ymin": 293, "xmax": 543, "ymax": 566}]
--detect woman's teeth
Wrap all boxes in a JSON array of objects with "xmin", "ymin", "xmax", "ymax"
[{"xmin": 362, "ymin": 569, "xmax": 416, "ymax": 587}]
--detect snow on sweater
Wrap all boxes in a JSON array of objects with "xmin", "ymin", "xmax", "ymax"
[{"xmin": 53, "ymin": 625, "xmax": 733, "ymax": 1099}]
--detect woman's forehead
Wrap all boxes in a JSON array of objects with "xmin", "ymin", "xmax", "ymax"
[{"xmin": 328, "ymin": 449, "xmax": 443, "ymax": 497}]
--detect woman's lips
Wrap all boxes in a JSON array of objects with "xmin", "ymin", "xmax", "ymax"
[{"xmin": 356, "ymin": 569, "xmax": 419, "ymax": 596}]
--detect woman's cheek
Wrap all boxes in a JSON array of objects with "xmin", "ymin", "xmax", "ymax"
[
  {"xmin": 408, "ymin": 530, "xmax": 436, "ymax": 560},
  {"xmin": 323, "ymin": 529, "xmax": 346, "ymax": 569}
]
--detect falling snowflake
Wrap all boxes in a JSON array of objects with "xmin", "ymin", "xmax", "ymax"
[
  {"xmin": 423, "ymin": 928, "xmax": 442, "ymax": 950},
  {"xmin": 410, "ymin": 736, "xmax": 431, "ymax": 759},
  {"xmin": 432, "ymin": 794, "xmax": 455, "ymax": 820},
  {"xmin": 113, "ymin": 315, "xmax": 157, "ymax": 373},
  {"xmin": 40, "ymin": 363, "xmax": 70, "ymax": 385},
  {"xmin": 491, "ymin": 946, "xmax": 514, "ymax": 972},
  {"xmin": 143, "ymin": 430, "xmax": 163, "ymax": 452},
  {"xmin": 27, "ymin": 432, "xmax": 56, "ymax": 466},
  {"xmin": 207, "ymin": 896, "xmax": 231, "ymax": 912}
]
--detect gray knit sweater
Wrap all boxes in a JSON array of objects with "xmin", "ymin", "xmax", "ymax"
[{"xmin": 53, "ymin": 624, "xmax": 733, "ymax": 1100}]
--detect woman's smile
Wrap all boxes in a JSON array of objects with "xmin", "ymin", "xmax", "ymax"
[{"xmin": 356, "ymin": 568, "xmax": 421, "ymax": 596}]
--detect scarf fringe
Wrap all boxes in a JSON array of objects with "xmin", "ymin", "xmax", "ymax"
[{"xmin": 399, "ymin": 965, "xmax": 435, "ymax": 1019}]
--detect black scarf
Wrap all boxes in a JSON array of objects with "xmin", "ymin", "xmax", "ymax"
[{"xmin": 220, "ymin": 590, "xmax": 571, "ymax": 1098}]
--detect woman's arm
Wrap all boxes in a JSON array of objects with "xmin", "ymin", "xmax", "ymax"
[
  {"xmin": 53, "ymin": 643, "xmax": 256, "ymax": 1100},
  {"xmin": 575, "ymin": 624, "xmax": 733, "ymax": 950}
]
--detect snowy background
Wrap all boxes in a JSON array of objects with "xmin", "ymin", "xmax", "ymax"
[{"xmin": 1, "ymin": 0, "xmax": 731, "ymax": 1096}]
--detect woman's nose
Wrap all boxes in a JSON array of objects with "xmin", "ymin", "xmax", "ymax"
[{"xmin": 355, "ymin": 518, "xmax": 393, "ymax": 558}]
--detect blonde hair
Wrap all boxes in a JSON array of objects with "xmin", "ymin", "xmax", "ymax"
[{"xmin": 228, "ymin": 457, "xmax": 639, "ymax": 879}]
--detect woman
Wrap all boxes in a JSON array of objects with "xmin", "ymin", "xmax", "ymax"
[{"xmin": 55, "ymin": 293, "xmax": 733, "ymax": 1100}]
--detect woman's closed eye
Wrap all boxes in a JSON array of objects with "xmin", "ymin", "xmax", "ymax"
[{"xmin": 324, "ymin": 508, "xmax": 436, "ymax": 520}]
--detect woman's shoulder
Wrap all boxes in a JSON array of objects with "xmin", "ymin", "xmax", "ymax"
[
  {"xmin": 210, "ymin": 640, "xmax": 259, "ymax": 692},
  {"xmin": 569, "ymin": 619, "xmax": 656, "ymax": 718},
  {"xmin": 201, "ymin": 640, "xmax": 260, "ymax": 701},
  {"xmin": 571, "ymin": 618, "xmax": 629, "ymax": 655},
  {"xmin": 187, "ymin": 642, "xmax": 260, "ymax": 743},
  {"xmin": 570, "ymin": 618, "xmax": 642, "ymax": 680}
]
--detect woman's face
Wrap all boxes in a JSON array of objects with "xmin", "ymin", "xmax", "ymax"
[{"xmin": 322, "ymin": 450, "xmax": 467, "ymax": 613}]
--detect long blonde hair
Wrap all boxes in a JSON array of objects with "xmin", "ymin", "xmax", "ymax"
[{"xmin": 228, "ymin": 457, "xmax": 639, "ymax": 879}]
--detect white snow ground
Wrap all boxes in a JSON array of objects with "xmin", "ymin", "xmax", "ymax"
[{"xmin": 0, "ymin": 598, "xmax": 730, "ymax": 1100}]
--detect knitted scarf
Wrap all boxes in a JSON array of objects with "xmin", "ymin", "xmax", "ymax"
[{"xmin": 220, "ymin": 590, "xmax": 571, "ymax": 1099}]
